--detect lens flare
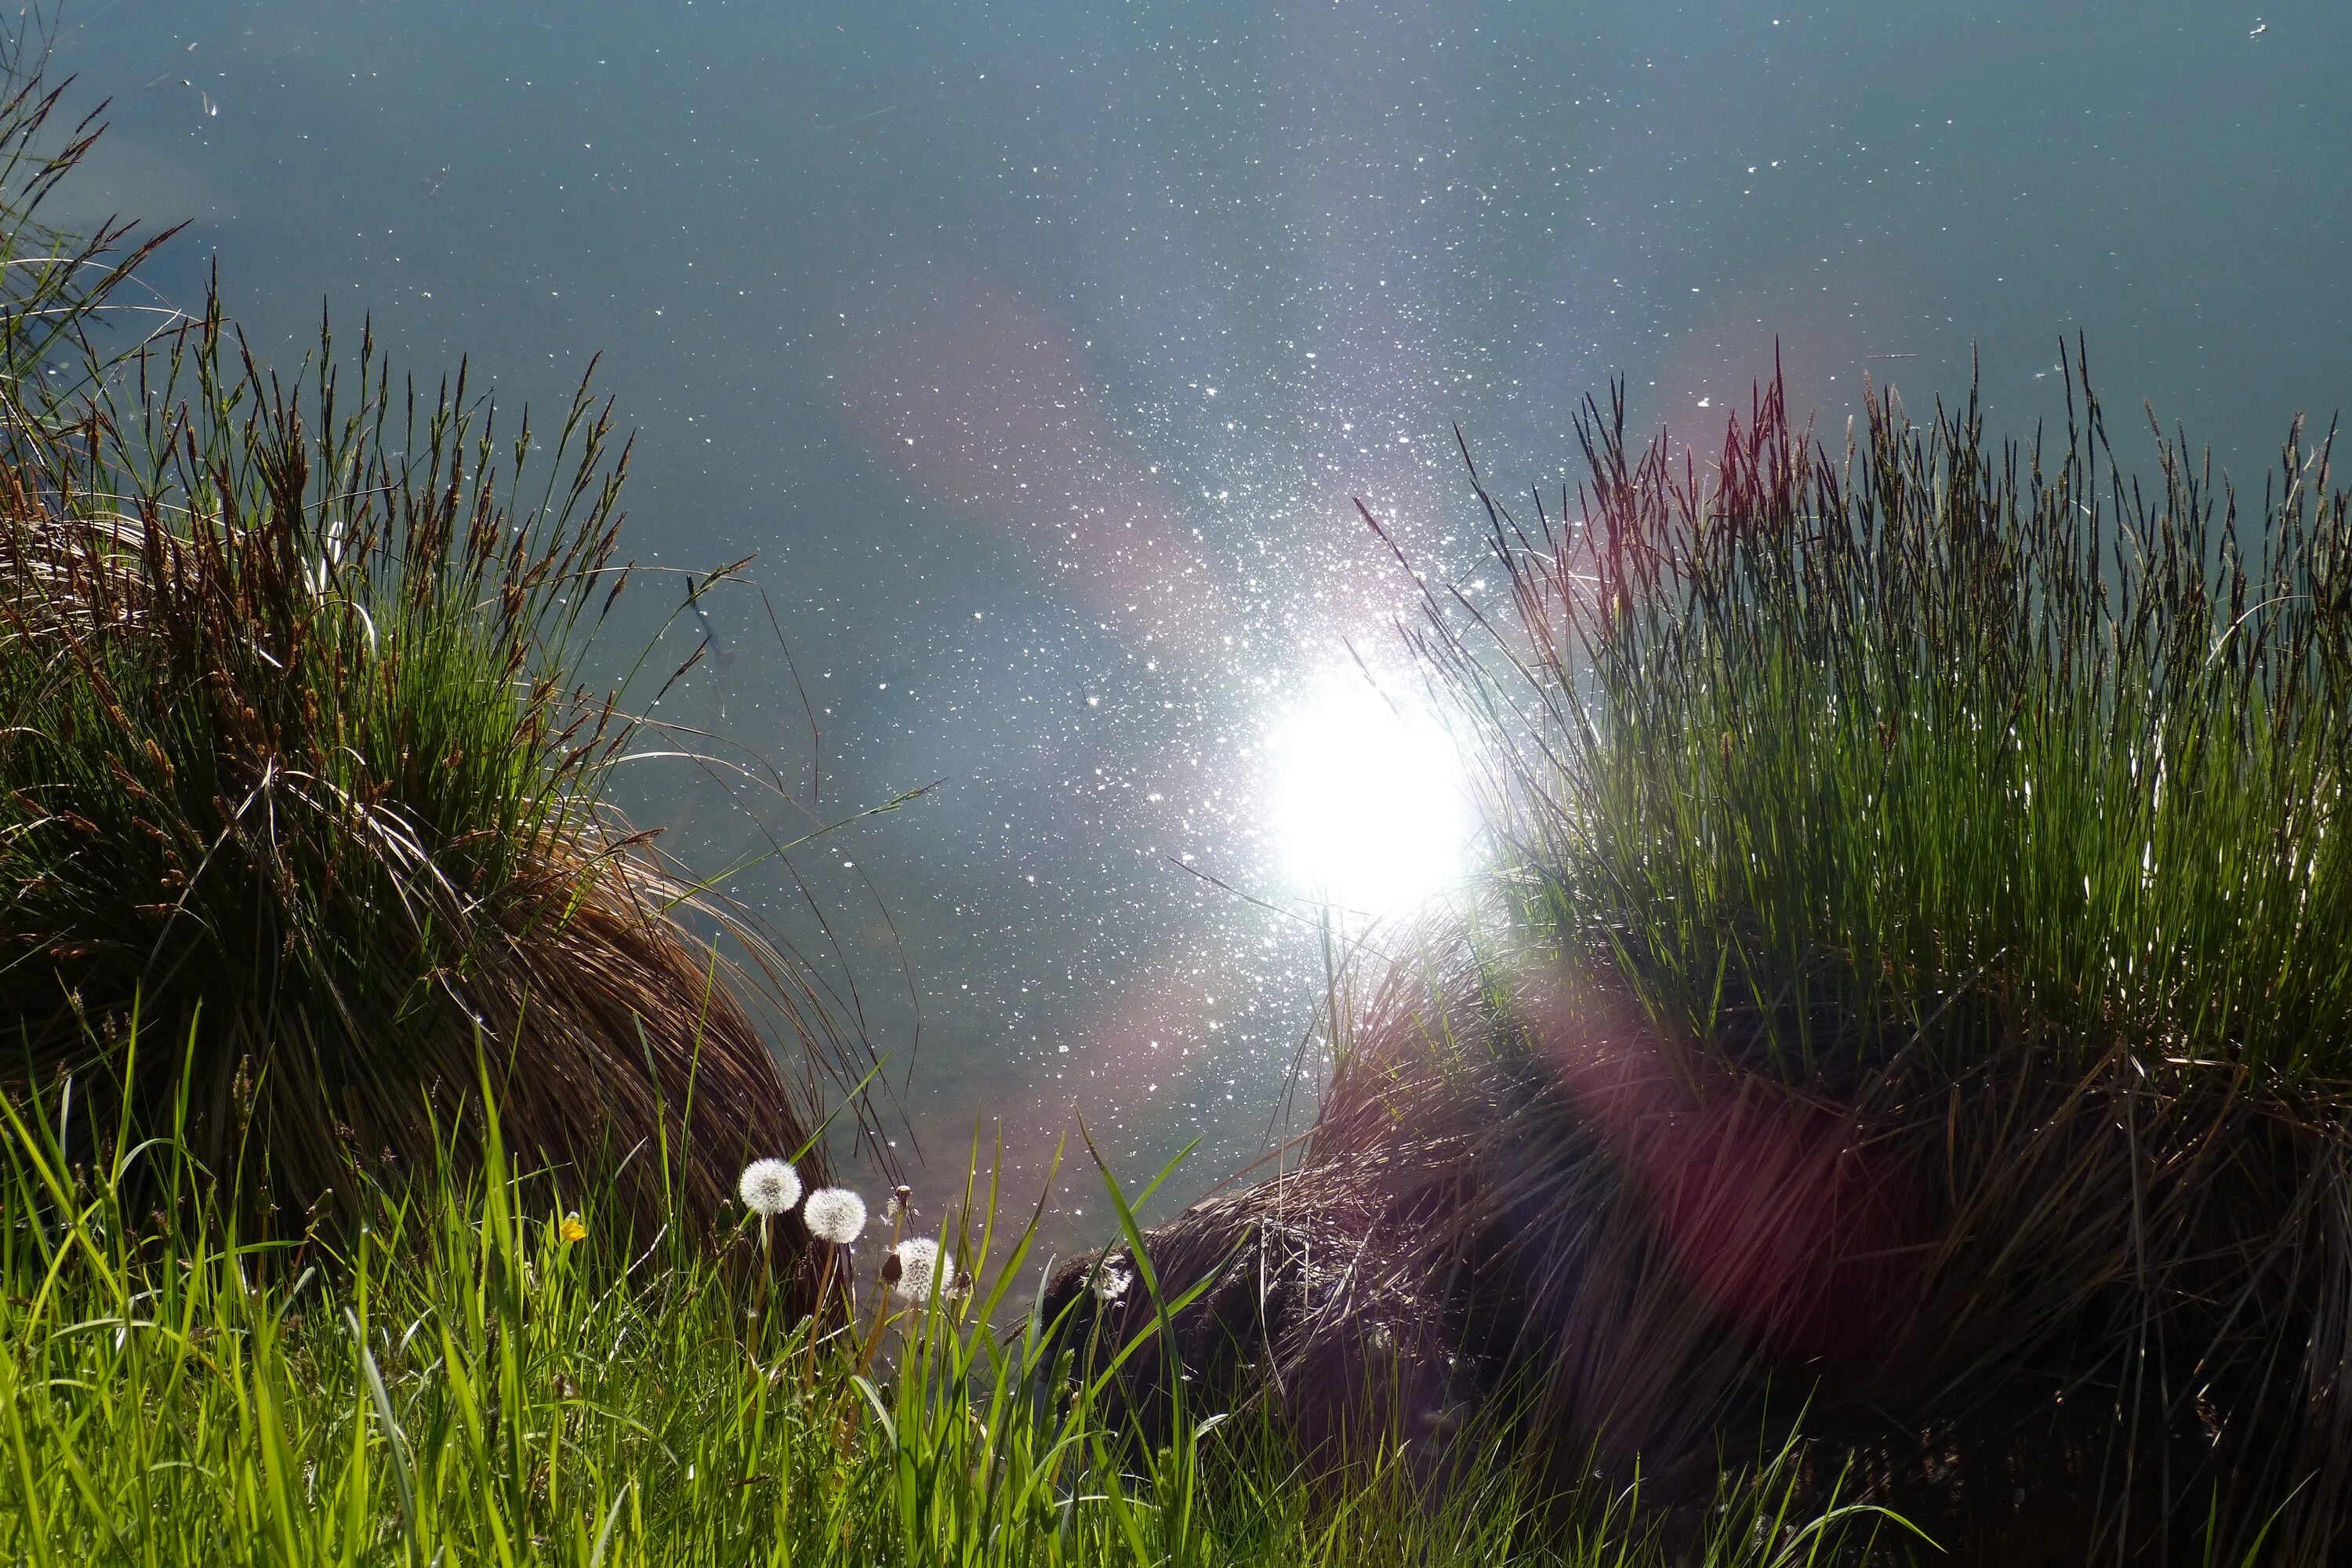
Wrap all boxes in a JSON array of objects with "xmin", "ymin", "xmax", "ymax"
[{"xmin": 1265, "ymin": 673, "xmax": 1472, "ymax": 918}]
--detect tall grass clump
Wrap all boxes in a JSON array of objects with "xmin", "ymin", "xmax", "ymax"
[
  {"xmin": 1464, "ymin": 361, "xmax": 2352, "ymax": 1092},
  {"xmin": 0, "ymin": 48, "xmax": 848, "ymax": 1253},
  {"xmin": 1060, "ymin": 358, "xmax": 2352, "ymax": 1562},
  {"xmin": 1450, "ymin": 359, "xmax": 2351, "ymax": 1556},
  {"xmin": 0, "ymin": 1030, "xmax": 1900, "ymax": 1566}
]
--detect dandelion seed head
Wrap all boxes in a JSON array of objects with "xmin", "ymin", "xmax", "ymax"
[
  {"xmin": 737, "ymin": 1158, "xmax": 803, "ymax": 1218},
  {"xmin": 891, "ymin": 1237, "xmax": 940, "ymax": 1303},
  {"xmin": 804, "ymin": 1186, "xmax": 867, "ymax": 1243},
  {"xmin": 1094, "ymin": 1258, "xmax": 1133, "ymax": 1303}
]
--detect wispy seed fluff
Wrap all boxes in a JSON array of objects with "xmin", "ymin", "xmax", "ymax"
[
  {"xmin": 737, "ymin": 1158, "xmax": 803, "ymax": 1218},
  {"xmin": 891, "ymin": 1238, "xmax": 941, "ymax": 1304},
  {"xmin": 803, "ymin": 1187, "xmax": 868, "ymax": 1244},
  {"xmin": 1094, "ymin": 1258, "xmax": 1133, "ymax": 1303}
]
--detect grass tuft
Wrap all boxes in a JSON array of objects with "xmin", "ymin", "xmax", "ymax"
[
  {"xmin": 1073, "ymin": 355, "xmax": 2352, "ymax": 1561},
  {"xmin": 0, "ymin": 42, "xmax": 852, "ymax": 1256}
]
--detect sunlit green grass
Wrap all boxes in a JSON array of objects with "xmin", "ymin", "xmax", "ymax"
[{"xmin": 0, "ymin": 1034, "xmax": 1904, "ymax": 1567}]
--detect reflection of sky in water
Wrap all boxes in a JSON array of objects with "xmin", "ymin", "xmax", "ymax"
[{"xmin": 50, "ymin": 0, "xmax": 2350, "ymax": 1229}]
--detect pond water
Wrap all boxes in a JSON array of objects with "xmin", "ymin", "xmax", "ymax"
[{"xmin": 49, "ymin": 0, "xmax": 2349, "ymax": 1230}]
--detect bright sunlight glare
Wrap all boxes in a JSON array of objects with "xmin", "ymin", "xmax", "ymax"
[{"xmin": 1265, "ymin": 671, "xmax": 1475, "ymax": 920}]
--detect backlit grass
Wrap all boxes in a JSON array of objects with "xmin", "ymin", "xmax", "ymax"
[
  {"xmin": 0, "ymin": 34, "xmax": 848, "ymax": 1248},
  {"xmin": 0, "ymin": 1042, "xmax": 1896, "ymax": 1566}
]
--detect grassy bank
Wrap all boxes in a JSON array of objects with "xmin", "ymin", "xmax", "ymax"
[
  {"xmin": 1047, "ymin": 366, "xmax": 2352, "ymax": 1563},
  {"xmin": 0, "ymin": 1043, "xmax": 1900, "ymax": 1566},
  {"xmin": 11, "ymin": 9, "xmax": 2352, "ymax": 1559}
]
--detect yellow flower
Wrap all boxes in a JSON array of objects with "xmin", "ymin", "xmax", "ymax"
[{"xmin": 561, "ymin": 1213, "xmax": 588, "ymax": 1244}]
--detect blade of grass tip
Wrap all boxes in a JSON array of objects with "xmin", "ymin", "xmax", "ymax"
[
  {"xmin": 1079, "ymin": 1250, "xmax": 1240, "ymax": 1396},
  {"xmin": 33, "ymin": 1420, "xmax": 132, "ymax": 1563},
  {"xmin": 107, "ymin": 993, "xmax": 140, "ymax": 1192},
  {"xmin": 0, "ymin": 1091, "xmax": 128, "ymax": 1320},
  {"xmin": 1127, "ymin": 1134, "xmax": 1202, "ymax": 1216},
  {"xmin": 635, "ymin": 1018, "xmax": 675, "ymax": 1233},
  {"xmin": 347, "ymin": 1305, "xmax": 419, "ymax": 1546},
  {"xmin": 678, "ymin": 944, "xmax": 716, "ymax": 1185},
  {"xmin": 588, "ymin": 1483, "xmax": 630, "ymax": 1568},
  {"xmin": 246, "ymin": 1301, "xmax": 310, "ymax": 1566},
  {"xmin": 984, "ymin": 1134, "xmax": 1068, "ymax": 1333},
  {"xmin": 169, "ymin": 1007, "xmax": 201, "ymax": 1223},
  {"xmin": 932, "ymin": 1119, "xmax": 990, "ymax": 1338},
  {"xmin": 1074, "ymin": 1117, "xmax": 1193, "ymax": 1309},
  {"xmin": 788, "ymin": 1057, "xmax": 890, "ymax": 1165},
  {"xmin": 472, "ymin": 1045, "xmax": 518, "ymax": 1271},
  {"xmin": 2230, "ymin": 1475, "xmax": 2311, "ymax": 1568},
  {"xmin": 1091, "ymin": 1432, "xmax": 1156, "ymax": 1565},
  {"xmin": 0, "ymin": 1356, "xmax": 57, "ymax": 1568},
  {"xmin": 437, "ymin": 1319, "xmax": 519, "ymax": 1566},
  {"xmin": 850, "ymin": 1373, "xmax": 898, "ymax": 1449},
  {"xmin": 1073, "ymin": 1120, "xmax": 1238, "ymax": 1394}
]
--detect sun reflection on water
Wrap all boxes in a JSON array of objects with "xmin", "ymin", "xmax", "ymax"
[{"xmin": 1265, "ymin": 669, "xmax": 1475, "ymax": 922}]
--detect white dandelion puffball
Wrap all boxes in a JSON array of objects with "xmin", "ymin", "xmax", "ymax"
[
  {"xmin": 803, "ymin": 1186, "xmax": 868, "ymax": 1244},
  {"xmin": 891, "ymin": 1238, "xmax": 941, "ymax": 1304},
  {"xmin": 1094, "ymin": 1259, "xmax": 1133, "ymax": 1303},
  {"xmin": 737, "ymin": 1158, "xmax": 802, "ymax": 1218}
]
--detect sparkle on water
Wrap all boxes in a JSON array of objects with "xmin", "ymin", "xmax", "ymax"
[
  {"xmin": 1265, "ymin": 670, "xmax": 1474, "ymax": 920},
  {"xmin": 52, "ymin": 0, "xmax": 2343, "ymax": 1216}
]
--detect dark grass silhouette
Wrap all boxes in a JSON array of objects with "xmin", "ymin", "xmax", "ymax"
[{"xmin": 1051, "ymin": 354, "xmax": 2352, "ymax": 1563}]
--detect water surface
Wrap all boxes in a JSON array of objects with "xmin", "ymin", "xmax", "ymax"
[{"xmin": 49, "ymin": 0, "xmax": 2350, "ymax": 1227}]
